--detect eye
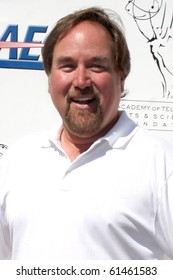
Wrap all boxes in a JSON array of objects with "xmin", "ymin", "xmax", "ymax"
[
  {"xmin": 90, "ymin": 64, "xmax": 107, "ymax": 73},
  {"xmin": 59, "ymin": 64, "xmax": 76, "ymax": 72}
]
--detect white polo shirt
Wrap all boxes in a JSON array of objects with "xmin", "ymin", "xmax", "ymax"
[{"xmin": 0, "ymin": 111, "xmax": 173, "ymax": 260}]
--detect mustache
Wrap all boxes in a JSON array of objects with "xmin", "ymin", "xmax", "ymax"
[{"xmin": 66, "ymin": 87, "xmax": 100, "ymax": 102}]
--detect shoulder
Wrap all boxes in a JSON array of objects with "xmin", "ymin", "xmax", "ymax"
[
  {"xmin": 119, "ymin": 111, "xmax": 173, "ymax": 154},
  {"xmin": 133, "ymin": 127, "xmax": 173, "ymax": 169},
  {"xmin": 136, "ymin": 127, "xmax": 173, "ymax": 150},
  {"xmin": 0, "ymin": 126, "xmax": 60, "ymax": 164}
]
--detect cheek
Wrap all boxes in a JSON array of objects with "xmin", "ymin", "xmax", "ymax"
[
  {"xmin": 48, "ymin": 72, "xmax": 72, "ymax": 95},
  {"xmin": 48, "ymin": 77, "xmax": 64, "ymax": 110},
  {"xmin": 96, "ymin": 75, "xmax": 121, "ymax": 100},
  {"xmin": 97, "ymin": 76, "xmax": 122, "ymax": 113}
]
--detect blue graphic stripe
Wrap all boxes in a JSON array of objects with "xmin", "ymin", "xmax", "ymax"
[{"xmin": 0, "ymin": 59, "xmax": 44, "ymax": 70}]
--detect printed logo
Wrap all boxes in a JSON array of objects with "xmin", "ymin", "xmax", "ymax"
[
  {"xmin": 0, "ymin": 144, "xmax": 8, "ymax": 157},
  {"xmin": 0, "ymin": 25, "xmax": 48, "ymax": 70},
  {"xmin": 125, "ymin": 0, "xmax": 173, "ymax": 99}
]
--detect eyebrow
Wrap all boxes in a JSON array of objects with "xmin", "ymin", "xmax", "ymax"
[
  {"xmin": 91, "ymin": 56, "xmax": 110, "ymax": 64},
  {"xmin": 56, "ymin": 55, "xmax": 110, "ymax": 65},
  {"xmin": 56, "ymin": 56, "xmax": 73, "ymax": 65}
]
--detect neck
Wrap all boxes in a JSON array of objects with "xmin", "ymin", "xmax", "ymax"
[
  {"xmin": 60, "ymin": 114, "xmax": 119, "ymax": 161},
  {"xmin": 60, "ymin": 129, "xmax": 95, "ymax": 161}
]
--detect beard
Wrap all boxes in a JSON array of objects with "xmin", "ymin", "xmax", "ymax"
[{"xmin": 64, "ymin": 87, "xmax": 104, "ymax": 137}]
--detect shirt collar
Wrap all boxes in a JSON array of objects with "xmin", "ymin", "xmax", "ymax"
[
  {"xmin": 42, "ymin": 111, "xmax": 138, "ymax": 150},
  {"xmin": 101, "ymin": 111, "xmax": 138, "ymax": 148}
]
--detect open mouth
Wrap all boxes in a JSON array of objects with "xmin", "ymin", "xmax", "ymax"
[{"xmin": 70, "ymin": 97, "xmax": 96, "ymax": 104}]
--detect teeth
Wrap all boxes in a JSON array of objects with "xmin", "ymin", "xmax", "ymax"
[
  {"xmin": 75, "ymin": 97, "xmax": 93, "ymax": 101},
  {"xmin": 72, "ymin": 97, "xmax": 95, "ymax": 104}
]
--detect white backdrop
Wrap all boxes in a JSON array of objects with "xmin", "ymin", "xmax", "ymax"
[{"xmin": 0, "ymin": 0, "xmax": 173, "ymax": 154}]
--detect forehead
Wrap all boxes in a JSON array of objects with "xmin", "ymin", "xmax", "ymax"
[{"xmin": 54, "ymin": 20, "xmax": 113, "ymax": 52}]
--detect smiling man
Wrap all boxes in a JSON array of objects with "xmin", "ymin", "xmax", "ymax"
[
  {"xmin": 47, "ymin": 18, "xmax": 125, "ymax": 160},
  {"xmin": 0, "ymin": 7, "xmax": 173, "ymax": 260}
]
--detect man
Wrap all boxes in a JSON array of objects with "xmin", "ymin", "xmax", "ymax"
[{"xmin": 0, "ymin": 7, "xmax": 173, "ymax": 260}]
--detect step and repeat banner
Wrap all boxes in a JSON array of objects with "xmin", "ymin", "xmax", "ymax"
[{"xmin": 0, "ymin": 0, "xmax": 173, "ymax": 156}]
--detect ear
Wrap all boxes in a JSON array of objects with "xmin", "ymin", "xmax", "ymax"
[
  {"xmin": 121, "ymin": 79, "xmax": 125, "ymax": 93},
  {"xmin": 48, "ymin": 76, "xmax": 51, "ymax": 93}
]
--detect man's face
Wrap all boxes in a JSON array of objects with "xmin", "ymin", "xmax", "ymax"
[{"xmin": 48, "ymin": 21, "xmax": 124, "ymax": 138}]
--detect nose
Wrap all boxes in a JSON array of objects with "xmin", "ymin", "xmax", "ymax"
[{"xmin": 72, "ymin": 66, "xmax": 91, "ymax": 89}]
